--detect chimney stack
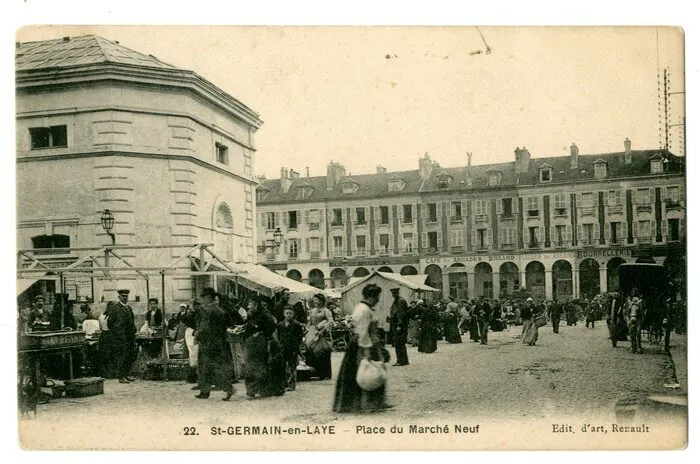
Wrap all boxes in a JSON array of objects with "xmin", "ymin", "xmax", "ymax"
[
  {"xmin": 419, "ymin": 153, "xmax": 433, "ymax": 180},
  {"xmin": 466, "ymin": 152, "xmax": 473, "ymax": 177},
  {"xmin": 376, "ymin": 165, "xmax": 387, "ymax": 174},
  {"xmin": 305, "ymin": 166, "xmax": 310, "ymax": 178},
  {"xmin": 326, "ymin": 161, "xmax": 346, "ymax": 190},
  {"xmin": 289, "ymin": 169, "xmax": 300, "ymax": 179},
  {"xmin": 624, "ymin": 138, "xmax": 633, "ymax": 164},
  {"xmin": 514, "ymin": 147, "xmax": 531, "ymax": 174},
  {"xmin": 280, "ymin": 167, "xmax": 285, "ymax": 179},
  {"xmin": 570, "ymin": 143, "xmax": 579, "ymax": 169}
]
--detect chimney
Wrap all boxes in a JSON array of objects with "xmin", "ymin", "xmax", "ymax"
[
  {"xmin": 624, "ymin": 138, "xmax": 632, "ymax": 164},
  {"xmin": 280, "ymin": 167, "xmax": 285, "ymax": 179},
  {"xmin": 326, "ymin": 161, "xmax": 346, "ymax": 190},
  {"xmin": 305, "ymin": 166, "xmax": 310, "ymax": 178},
  {"xmin": 63, "ymin": 36, "xmax": 70, "ymax": 42},
  {"xmin": 376, "ymin": 165, "xmax": 387, "ymax": 174},
  {"xmin": 514, "ymin": 147, "xmax": 531, "ymax": 174},
  {"xmin": 289, "ymin": 169, "xmax": 300, "ymax": 179},
  {"xmin": 466, "ymin": 152, "xmax": 473, "ymax": 177},
  {"xmin": 419, "ymin": 153, "xmax": 433, "ymax": 180},
  {"xmin": 570, "ymin": 143, "xmax": 579, "ymax": 169}
]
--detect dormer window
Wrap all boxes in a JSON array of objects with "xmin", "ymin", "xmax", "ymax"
[
  {"xmin": 388, "ymin": 177, "xmax": 406, "ymax": 192},
  {"xmin": 650, "ymin": 158, "xmax": 663, "ymax": 174},
  {"xmin": 436, "ymin": 171, "xmax": 452, "ymax": 189},
  {"xmin": 594, "ymin": 160, "xmax": 607, "ymax": 179},
  {"xmin": 539, "ymin": 167, "xmax": 552, "ymax": 182},
  {"xmin": 256, "ymin": 188, "xmax": 270, "ymax": 203},
  {"xmin": 295, "ymin": 184, "xmax": 314, "ymax": 200},
  {"xmin": 487, "ymin": 171, "xmax": 502, "ymax": 187},
  {"xmin": 340, "ymin": 179, "xmax": 359, "ymax": 195}
]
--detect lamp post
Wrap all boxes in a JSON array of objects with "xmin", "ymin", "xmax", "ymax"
[
  {"xmin": 257, "ymin": 227, "xmax": 283, "ymax": 253},
  {"xmin": 100, "ymin": 209, "xmax": 116, "ymax": 245}
]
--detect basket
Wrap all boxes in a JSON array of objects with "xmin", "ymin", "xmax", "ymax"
[
  {"xmin": 20, "ymin": 331, "xmax": 86, "ymax": 350},
  {"xmin": 145, "ymin": 359, "xmax": 190, "ymax": 381},
  {"xmin": 534, "ymin": 315, "xmax": 547, "ymax": 328},
  {"xmin": 65, "ymin": 377, "xmax": 104, "ymax": 398}
]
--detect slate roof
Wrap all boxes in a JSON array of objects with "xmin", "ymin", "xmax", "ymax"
[
  {"xmin": 16, "ymin": 35, "xmax": 178, "ymax": 72},
  {"xmin": 258, "ymin": 149, "xmax": 684, "ymax": 205}
]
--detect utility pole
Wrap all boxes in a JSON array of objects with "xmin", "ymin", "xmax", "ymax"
[{"xmin": 660, "ymin": 67, "xmax": 686, "ymax": 155}]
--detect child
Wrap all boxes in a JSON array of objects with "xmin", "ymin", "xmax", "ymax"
[{"xmin": 277, "ymin": 306, "xmax": 305, "ymax": 391}]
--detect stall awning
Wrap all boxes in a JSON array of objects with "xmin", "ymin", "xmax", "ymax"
[
  {"xmin": 16, "ymin": 274, "xmax": 57, "ymax": 297},
  {"xmin": 228, "ymin": 262, "xmax": 319, "ymax": 303}
]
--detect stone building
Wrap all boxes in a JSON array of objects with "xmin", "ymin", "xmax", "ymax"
[
  {"xmin": 256, "ymin": 141, "xmax": 685, "ymax": 301},
  {"xmin": 16, "ymin": 35, "xmax": 262, "ymax": 309}
]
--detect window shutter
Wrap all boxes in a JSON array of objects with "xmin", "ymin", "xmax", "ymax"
[
  {"xmin": 660, "ymin": 188, "xmax": 666, "ymax": 202},
  {"xmin": 422, "ymin": 232, "xmax": 428, "ymax": 250},
  {"xmin": 603, "ymin": 191, "xmax": 609, "ymax": 207},
  {"xmin": 487, "ymin": 228, "xmax": 493, "ymax": 247},
  {"xmin": 523, "ymin": 227, "xmax": 529, "ymax": 243},
  {"xmin": 651, "ymin": 220, "xmax": 656, "ymax": 239},
  {"xmin": 486, "ymin": 200, "xmax": 491, "ymax": 216},
  {"xmin": 593, "ymin": 193, "xmax": 599, "ymax": 207},
  {"xmin": 374, "ymin": 207, "xmax": 380, "ymax": 221},
  {"xmin": 576, "ymin": 193, "xmax": 581, "ymax": 208},
  {"xmin": 593, "ymin": 224, "xmax": 600, "ymax": 242},
  {"xmin": 397, "ymin": 205, "xmax": 403, "ymax": 221},
  {"xmin": 437, "ymin": 231, "xmax": 443, "ymax": 248},
  {"xmin": 513, "ymin": 197, "xmax": 519, "ymax": 214},
  {"xmin": 566, "ymin": 225, "xmax": 572, "ymax": 242},
  {"xmin": 538, "ymin": 226, "xmax": 544, "ymax": 243},
  {"xmin": 680, "ymin": 185, "xmax": 685, "ymax": 203},
  {"xmin": 283, "ymin": 239, "xmax": 288, "ymax": 253},
  {"xmin": 275, "ymin": 212, "xmax": 280, "ymax": 227},
  {"xmin": 604, "ymin": 223, "xmax": 610, "ymax": 240},
  {"xmin": 305, "ymin": 238, "xmax": 310, "ymax": 252},
  {"xmin": 662, "ymin": 220, "xmax": 668, "ymax": 239},
  {"xmin": 472, "ymin": 229, "xmax": 478, "ymax": 247},
  {"xmin": 299, "ymin": 239, "xmax": 303, "ymax": 253},
  {"xmin": 680, "ymin": 219, "xmax": 685, "ymax": 237},
  {"xmin": 283, "ymin": 212, "xmax": 288, "ymax": 227},
  {"xmin": 364, "ymin": 207, "xmax": 369, "ymax": 222},
  {"xmin": 437, "ymin": 203, "xmax": 442, "ymax": 218},
  {"xmin": 341, "ymin": 209, "xmax": 346, "ymax": 224},
  {"xmin": 496, "ymin": 199, "xmax": 502, "ymax": 214},
  {"xmin": 320, "ymin": 239, "xmax": 324, "ymax": 253},
  {"xmin": 550, "ymin": 226, "xmax": 556, "ymax": 243},
  {"xmin": 577, "ymin": 224, "xmax": 583, "ymax": 241},
  {"xmin": 319, "ymin": 209, "xmax": 324, "ymax": 225},
  {"xmin": 632, "ymin": 221, "xmax": 638, "ymax": 238},
  {"xmin": 631, "ymin": 189, "xmax": 637, "ymax": 205},
  {"xmin": 304, "ymin": 210, "xmax": 309, "ymax": 224},
  {"xmin": 622, "ymin": 222, "xmax": 627, "ymax": 239},
  {"xmin": 462, "ymin": 201, "xmax": 468, "ymax": 219}
]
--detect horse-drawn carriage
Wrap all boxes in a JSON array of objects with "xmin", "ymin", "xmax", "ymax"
[{"xmin": 607, "ymin": 263, "xmax": 671, "ymax": 352}]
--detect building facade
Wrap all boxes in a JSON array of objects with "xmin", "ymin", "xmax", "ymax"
[
  {"xmin": 256, "ymin": 142, "xmax": 685, "ymax": 301},
  {"xmin": 16, "ymin": 35, "xmax": 262, "ymax": 310}
]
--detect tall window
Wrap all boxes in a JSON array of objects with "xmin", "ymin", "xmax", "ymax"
[
  {"xmin": 451, "ymin": 201, "xmax": 463, "ymax": 220},
  {"xmin": 309, "ymin": 238, "xmax": 321, "ymax": 257},
  {"xmin": 356, "ymin": 207, "xmax": 366, "ymax": 225},
  {"xmin": 427, "ymin": 203, "xmax": 438, "ymax": 222},
  {"xmin": 581, "ymin": 193, "xmax": 594, "ymax": 208},
  {"xmin": 308, "ymin": 209, "xmax": 320, "ymax": 230},
  {"xmin": 594, "ymin": 163, "xmax": 607, "ymax": 178},
  {"xmin": 356, "ymin": 235, "xmax": 366, "ymax": 254},
  {"xmin": 402, "ymin": 205, "xmax": 413, "ymax": 223},
  {"xmin": 638, "ymin": 220, "xmax": 651, "ymax": 242},
  {"xmin": 477, "ymin": 229, "xmax": 486, "ymax": 249},
  {"xmin": 332, "ymin": 208, "xmax": 343, "ymax": 226},
  {"xmin": 379, "ymin": 234, "xmax": 390, "ymax": 253},
  {"xmin": 528, "ymin": 227, "xmax": 538, "ymax": 247},
  {"xmin": 502, "ymin": 228, "xmax": 515, "ymax": 246},
  {"xmin": 667, "ymin": 186, "xmax": 680, "ymax": 203},
  {"xmin": 610, "ymin": 222, "xmax": 621, "ymax": 244},
  {"xmin": 554, "ymin": 194, "xmax": 567, "ymax": 210},
  {"xmin": 637, "ymin": 189, "xmax": 650, "ymax": 205},
  {"xmin": 403, "ymin": 233, "xmax": 414, "ymax": 253},
  {"xmin": 215, "ymin": 143, "xmax": 229, "ymax": 165},
  {"xmin": 451, "ymin": 230, "xmax": 463, "ymax": 247},
  {"xmin": 668, "ymin": 219, "xmax": 680, "ymax": 241},
  {"xmin": 427, "ymin": 232, "xmax": 438, "ymax": 252},
  {"xmin": 583, "ymin": 223, "xmax": 594, "ymax": 245},
  {"xmin": 265, "ymin": 212, "xmax": 276, "ymax": 230},
  {"xmin": 333, "ymin": 236, "xmax": 344, "ymax": 256},
  {"xmin": 651, "ymin": 159, "xmax": 663, "ymax": 174},
  {"xmin": 30, "ymin": 125, "xmax": 67, "ymax": 149},
  {"xmin": 555, "ymin": 225, "xmax": 566, "ymax": 246},
  {"xmin": 288, "ymin": 239, "xmax": 299, "ymax": 258},
  {"xmin": 380, "ymin": 206, "xmax": 389, "ymax": 225},
  {"xmin": 288, "ymin": 211, "xmax": 298, "ymax": 229},
  {"xmin": 608, "ymin": 190, "xmax": 621, "ymax": 206},
  {"xmin": 527, "ymin": 197, "xmax": 539, "ymax": 217},
  {"xmin": 502, "ymin": 198, "xmax": 513, "ymax": 216},
  {"xmin": 475, "ymin": 200, "xmax": 487, "ymax": 215}
]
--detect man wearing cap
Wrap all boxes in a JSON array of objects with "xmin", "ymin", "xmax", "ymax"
[
  {"xmin": 194, "ymin": 287, "xmax": 234, "ymax": 400},
  {"xmin": 28, "ymin": 295, "xmax": 50, "ymax": 330},
  {"xmin": 389, "ymin": 287, "xmax": 409, "ymax": 366},
  {"xmin": 144, "ymin": 298, "xmax": 163, "ymax": 328},
  {"xmin": 107, "ymin": 289, "xmax": 138, "ymax": 383}
]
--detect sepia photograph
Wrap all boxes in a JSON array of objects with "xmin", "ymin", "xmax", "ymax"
[{"xmin": 12, "ymin": 24, "xmax": 687, "ymax": 451}]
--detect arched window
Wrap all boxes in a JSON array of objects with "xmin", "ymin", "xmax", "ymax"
[{"xmin": 215, "ymin": 203, "xmax": 234, "ymax": 229}]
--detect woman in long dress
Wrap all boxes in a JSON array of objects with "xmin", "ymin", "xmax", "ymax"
[
  {"xmin": 305, "ymin": 294, "xmax": 334, "ymax": 380},
  {"xmin": 333, "ymin": 284, "xmax": 390, "ymax": 413},
  {"xmin": 442, "ymin": 307, "xmax": 462, "ymax": 343},
  {"xmin": 417, "ymin": 301, "xmax": 439, "ymax": 353},
  {"xmin": 522, "ymin": 299, "xmax": 539, "ymax": 346},
  {"xmin": 241, "ymin": 298, "xmax": 286, "ymax": 398}
]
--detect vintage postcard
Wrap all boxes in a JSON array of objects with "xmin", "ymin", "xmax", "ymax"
[{"xmin": 14, "ymin": 25, "xmax": 687, "ymax": 451}]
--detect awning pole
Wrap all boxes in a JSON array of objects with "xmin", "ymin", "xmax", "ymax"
[
  {"xmin": 60, "ymin": 272, "xmax": 65, "ymax": 328},
  {"xmin": 146, "ymin": 279, "xmax": 150, "ymax": 306},
  {"xmin": 161, "ymin": 271, "xmax": 167, "ymax": 381}
]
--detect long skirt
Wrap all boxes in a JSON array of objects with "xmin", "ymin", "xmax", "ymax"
[
  {"xmin": 469, "ymin": 319, "xmax": 480, "ymax": 342},
  {"xmin": 333, "ymin": 338, "xmax": 387, "ymax": 413},
  {"xmin": 407, "ymin": 320, "xmax": 419, "ymax": 346},
  {"xmin": 244, "ymin": 334, "xmax": 286, "ymax": 397},
  {"xmin": 198, "ymin": 342, "xmax": 234, "ymax": 394},
  {"xmin": 185, "ymin": 327, "xmax": 198, "ymax": 368},
  {"xmin": 522, "ymin": 320, "xmax": 539, "ymax": 345},
  {"xmin": 98, "ymin": 330, "xmax": 118, "ymax": 378},
  {"xmin": 417, "ymin": 324, "xmax": 438, "ymax": 353},
  {"xmin": 443, "ymin": 320, "xmax": 462, "ymax": 343},
  {"xmin": 305, "ymin": 336, "xmax": 332, "ymax": 380}
]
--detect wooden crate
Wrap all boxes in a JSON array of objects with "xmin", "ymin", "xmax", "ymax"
[
  {"xmin": 20, "ymin": 331, "xmax": 86, "ymax": 350},
  {"xmin": 65, "ymin": 377, "xmax": 104, "ymax": 398},
  {"xmin": 145, "ymin": 359, "xmax": 190, "ymax": 381}
]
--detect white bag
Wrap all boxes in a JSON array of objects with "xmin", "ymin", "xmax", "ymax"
[{"xmin": 356, "ymin": 358, "xmax": 387, "ymax": 391}]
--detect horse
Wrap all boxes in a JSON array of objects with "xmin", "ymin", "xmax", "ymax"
[{"xmin": 624, "ymin": 296, "xmax": 645, "ymax": 354}]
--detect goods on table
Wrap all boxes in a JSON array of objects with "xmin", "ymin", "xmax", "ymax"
[
  {"xmin": 145, "ymin": 358, "xmax": 190, "ymax": 381},
  {"xmin": 19, "ymin": 331, "xmax": 86, "ymax": 350}
]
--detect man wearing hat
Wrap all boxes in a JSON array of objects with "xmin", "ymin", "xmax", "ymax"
[
  {"xmin": 194, "ymin": 287, "xmax": 234, "ymax": 400},
  {"xmin": 28, "ymin": 295, "xmax": 50, "ymax": 330},
  {"xmin": 107, "ymin": 289, "xmax": 138, "ymax": 383},
  {"xmin": 144, "ymin": 298, "xmax": 164, "ymax": 328},
  {"xmin": 389, "ymin": 287, "xmax": 409, "ymax": 366}
]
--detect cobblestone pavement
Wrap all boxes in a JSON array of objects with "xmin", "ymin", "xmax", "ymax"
[{"xmin": 19, "ymin": 322, "xmax": 684, "ymax": 449}]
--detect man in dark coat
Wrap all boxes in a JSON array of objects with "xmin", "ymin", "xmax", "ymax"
[
  {"xmin": 195, "ymin": 287, "xmax": 234, "ymax": 401},
  {"xmin": 477, "ymin": 298, "xmax": 492, "ymax": 345},
  {"xmin": 144, "ymin": 298, "xmax": 163, "ymax": 328},
  {"xmin": 107, "ymin": 289, "xmax": 138, "ymax": 383},
  {"xmin": 550, "ymin": 297, "xmax": 563, "ymax": 333},
  {"xmin": 389, "ymin": 288, "xmax": 409, "ymax": 366},
  {"xmin": 277, "ymin": 306, "xmax": 305, "ymax": 391}
]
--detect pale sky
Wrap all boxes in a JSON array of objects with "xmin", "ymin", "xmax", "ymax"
[{"xmin": 15, "ymin": 26, "xmax": 684, "ymax": 179}]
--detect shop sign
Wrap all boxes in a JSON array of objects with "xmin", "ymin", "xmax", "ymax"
[
  {"xmin": 424, "ymin": 254, "xmax": 518, "ymax": 266},
  {"xmin": 576, "ymin": 248, "xmax": 632, "ymax": 259},
  {"xmin": 263, "ymin": 263, "xmax": 288, "ymax": 271},
  {"xmin": 329, "ymin": 257, "xmax": 419, "ymax": 268}
]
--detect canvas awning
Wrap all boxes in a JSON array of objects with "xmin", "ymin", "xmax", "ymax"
[
  {"xmin": 16, "ymin": 274, "xmax": 58, "ymax": 297},
  {"xmin": 228, "ymin": 262, "xmax": 319, "ymax": 303}
]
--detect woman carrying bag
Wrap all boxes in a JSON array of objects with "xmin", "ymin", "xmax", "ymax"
[
  {"xmin": 305, "ymin": 293, "xmax": 334, "ymax": 380},
  {"xmin": 333, "ymin": 284, "xmax": 391, "ymax": 413}
]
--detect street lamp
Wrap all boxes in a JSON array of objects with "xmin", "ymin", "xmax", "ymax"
[
  {"xmin": 257, "ymin": 227, "xmax": 283, "ymax": 253},
  {"xmin": 100, "ymin": 209, "xmax": 116, "ymax": 245}
]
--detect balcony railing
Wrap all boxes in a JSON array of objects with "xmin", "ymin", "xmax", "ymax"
[
  {"xmin": 451, "ymin": 245, "xmax": 464, "ymax": 253},
  {"xmin": 425, "ymin": 246, "xmax": 439, "ymax": 255},
  {"xmin": 474, "ymin": 214, "xmax": 488, "ymax": 223},
  {"xmin": 402, "ymin": 218, "xmax": 414, "ymax": 224},
  {"xmin": 527, "ymin": 210, "xmax": 540, "ymax": 218},
  {"xmin": 500, "ymin": 212, "xmax": 514, "ymax": 221},
  {"xmin": 288, "ymin": 254, "xmax": 298, "ymax": 260},
  {"xmin": 609, "ymin": 239, "xmax": 623, "ymax": 246},
  {"xmin": 354, "ymin": 248, "xmax": 367, "ymax": 256},
  {"xmin": 636, "ymin": 204, "xmax": 652, "ymax": 214},
  {"xmin": 665, "ymin": 201, "xmax": 682, "ymax": 211},
  {"xmin": 353, "ymin": 220, "xmax": 367, "ymax": 226},
  {"xmin": 579, "ymin": 239, "xmax": 598, "ymax": 247},
  {"xmin": 476, "ymin": 244, "xmax": 489, "ymax": 251},
  {"xmin": 330, "ymin": 221, "xmax": 344, "ymax": 227},
  {"xmin": 378, "ymin": 248, "xmax": 390, "ymax": 256},
  {"xmin": 310, "ymin": 251, "xmax": 321, "ymax": 259},
  {"xmin": 527, "ymin": 242, "xmax": 540, "ymax": 249},
  {"xmin": 553, "ymin": 208, "xmax": 568, "ymax": 218},
  {"xmin": 579, "ymin": 207, "xmax": 596, "ymax": 217},
  {"xmin": 637, "ymin": 236, "xmax": 653, "ymax": 244},
  {"xmin": 500, "ymin": 243, "xmax": 516, "ymax": 250},
  {"xmin": 309, "ymin": 223, "xmax": 320, "ymax": 230},
  {"xmin": 607, "ymin": 205, "xmax": 623, "ymax": 215},
  {"xmin": 426, "ymin": 217, "xmax": 438, "ymax": 224},
  {"xmin": 450, "ymin": 215, "xmax": 464, "ymax": 223},
  {"xmin": 553, "ymin": 240, "xmax": 571, "ymax": 248}
]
